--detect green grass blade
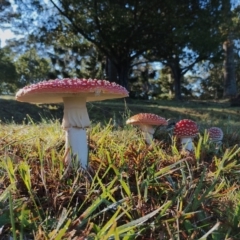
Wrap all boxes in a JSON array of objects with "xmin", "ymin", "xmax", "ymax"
[
  {"xmin": 116, "ymin": 201, "xmax": 172, "ymax": 236},
  {"xmin": 8, "ymin": 191, "xmax": 17, "ymax": 240},
  {"xmin": 198, "ymin": 221, "xmax": 221, "ymax": 240}
]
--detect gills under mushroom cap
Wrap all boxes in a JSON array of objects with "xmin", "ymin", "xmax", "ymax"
[{"xmin": 16, "ymin": 78, "xmax": 129, "ymax": 103}]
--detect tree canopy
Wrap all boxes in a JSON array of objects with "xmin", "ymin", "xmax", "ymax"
[
  {"xmin": 14, "ymin": 48, "xmax": 51, "ymax": 88},
  {"xmin": 0, "ymin": 47, "xmax": 18, "ymax": 93},
  {"xmin": 0, "ymin": 0, "xmax": 239, "ymax": 99}
]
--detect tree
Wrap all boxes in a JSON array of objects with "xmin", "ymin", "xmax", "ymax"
[
  {"xmin": 6, "ymin": 0, "xmax": 230, "ymax": 98},
  {"xmin": 0, "ymin": 47, "xmax": 18, "ymax": 93},
  {"xmin": 0, "ymin": 0, "xmax": 22, "ymax": 93},
  {"xmin": 14, "ymin": 48, "xmax": 51, "ymax": 87},
  {"xmin": 49, "ymin": 41, "xmax": 106, "ymax": 80},
  {"xmin": 47, "ymin": 0, "xmax": 171, "ymax": 89},
  {"xmin": 10, "ymin": 0, "xmax": 173, "ymax": 89},
  {"xmin": 145, "ymin": 0, "xmax": 225, "ymax": 100},
  {"xmin": 157, "ymin": 67, "xmax": 174, "ymax": 99},
  {"xmin": 221, "ymin": 0, "xmax": 238, "ymax": 97},
  {"xmin": 200, "ymin": 1, "xmax": 240, "ymax": 99},
  {"xmin": 0, "ymin": 0, "xmax": 15, "ymax": 24},
  {"xmin": 201, "ymin": 63, "xmax": 224, "ymax": 99},
  {"xmin": 222, "ymin": 38, "xmax": 237, "ymax": 97},
  {"xmin": 129, "ymin": 61, "xmax": 157, "ymax": 99}
]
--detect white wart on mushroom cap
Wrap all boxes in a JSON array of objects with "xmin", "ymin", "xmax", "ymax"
[
  {"xmin": 126, "ymin": 113, "xmax": 168, "ymax": 144},
  {"xmin": 174, "ymin": 119, "xmax": 199, "ymax": 151},
  {"xmin": 16, "ymin": 78, "xmax": 129, "ymax": 167},
  {"xmin": 208, "ymin": 127, "xmax": 223, "ymax": 142}
]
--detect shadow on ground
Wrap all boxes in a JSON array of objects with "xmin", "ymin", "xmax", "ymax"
[
  {"xmin": 0, "ymin": 98, "xmax": 63, "ymax": 124},
  {"xmin": 1, "ymin": 97, "xmax": 240, "ymax": 126}
]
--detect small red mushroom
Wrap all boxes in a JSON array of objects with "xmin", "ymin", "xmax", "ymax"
[
  {"xmin": 126, "ymin": 113, "xmax": 168, "ymax": 144},
  {"xmin": 16, "ymin": 78, "xmax": 128, "ymax": 168},
  {"xmin": 174, "ymin": 119, "xmax": 199, "ymax": 151},
  {"xmin": 207, "ymin": 127, "xmax": 223, "ymax": 151},
  {"xmin": 207, "ymin": 127, "xmax": 223, "ymax": 143}
]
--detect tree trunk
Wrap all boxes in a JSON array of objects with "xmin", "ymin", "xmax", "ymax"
[
  {"xmin": 223, "ymin": 38, "xmax": 237, "ymax": 97},
  {"xmin": 222, "ymin": 0, "xmax": 237, "ymax": 98},
  {"xmin": 106, "ymin": 58, "xmax": 129, "ymax": 90},
  {"xmin": 106, "ymin": 57, "xmax": 118, "ymax": 82},
  {"xmin": 169, "ymin": 60, "xmax": 182, "ymax": 100},
  {"xmin": 117, "ymin": 61, "xmax": 129, "ymax": 90}
]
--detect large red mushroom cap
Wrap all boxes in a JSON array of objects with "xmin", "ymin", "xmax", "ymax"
[
  {"xmin": 174, "ymin": 119, "xmax": 198, "ymax": 138},
  {"xmin": 126, "ymin": 113, "xmax": 168, "ymax": 126},
  {"xmin": 208, "ymin": 127, "xmax": 223, "ymax": 142},
  {"xmin": 16, "ymin": 78, "xmax": 128, "ymax": 103}
]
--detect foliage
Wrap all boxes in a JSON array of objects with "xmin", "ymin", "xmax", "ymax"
[
  {"xmin": 3, "ymin": 0, "xmax": 234, "ymax": 99},
  {"xmin": 0, "ymin": 48, "xmax": 18, "ymax": 93},
  {"xmin": 46, "ymin": 0, "xmax": 227, "ymax": 97},
  {"xmin": 0, "ymin": 1, "xmax": 240, "ymax": 99},
  {"xmin": 0, "ymin": 0, "xmax": 17, "ymax": 27},
  {"xmin": 129, "ymin": 62, "xmax": 157, "ymax": 99},
  {"xmin": 14, "ymin": 48, "xmax": 51, "ymax": 87},
  {"xmin": 0, "ymin": 47, "xmax": 51, "ymax": 93},
  {"xmin": 144, "ymin": 0, "xmax": 226, "ymax": 100},
  {"xmin": 49, "ymin": 40, "xmax": 105, "ymax": 80},
  {"xmin": 200, "ymin": 63, "xmax": 224, "ymax": 99}
]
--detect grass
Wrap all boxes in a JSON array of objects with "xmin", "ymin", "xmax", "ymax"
[{"xmin": 1, "ymin": 97, "xmax": 240, "ymax": 239}]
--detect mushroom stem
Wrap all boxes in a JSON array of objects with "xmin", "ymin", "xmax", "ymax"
[
  {"xmin": 181, "ymin": 137, "xmax": 194, "ymax": 151},
  {"xmin": 139, "ymin": 124, "xmax": 155, "ymax": 144},
  {"xmin": 65, "ymin": 128, "xmax": 88, "ymax": 167},
  {"xmin": 62, "ymin": 97, "xmax": 90, "ymax": 128},
  {"xmin": 62, "ymin": 97, "xmax": 91, "ymax": 168},
  {"xmin": 211, "ymin": 140, "xmax": 222, "ymax": 153}
]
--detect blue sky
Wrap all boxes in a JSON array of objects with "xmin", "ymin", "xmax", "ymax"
[{"xmin": 0, "ymin": 29, "xmax": 16, "ymax": 47}]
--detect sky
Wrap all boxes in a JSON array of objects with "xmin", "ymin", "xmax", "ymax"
[
  {"xmin": 0, "ymin": 29, "xmax": 16, "ymax": 47},
  {"xmin": 0, "ymin": 0, "xmax": 18, "ymax": 47}
]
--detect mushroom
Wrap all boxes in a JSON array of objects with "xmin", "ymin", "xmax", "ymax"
[
  {"xmin": 174, "ymin": 119, "xmax": 199, "ymax": 151},
  {"xmin": 207, "ymin": 127, "xmax": 223, "ymax": 150},
  {"xmin": 16, "ymin": 78, "xmax": 128, "ymax": 168},
  {"xmin": 126, "ymin": 113, "xmax": 168, "ymax": 144}
]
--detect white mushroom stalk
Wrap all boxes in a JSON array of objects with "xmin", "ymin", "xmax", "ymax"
[
  {"xmin": 179, "ymin": 137, "xmax": 195, "ymax": 152},
  {"xmin": 62, "ymin": 97, "xmax": 90, "ymax": 167},
  {"xmin": 138, "ymin": 124, "xmax": 155, "ymax": 145},
  {"xmin": 15, "ymin": 78, "xmax": 129, "ymax": 169}
]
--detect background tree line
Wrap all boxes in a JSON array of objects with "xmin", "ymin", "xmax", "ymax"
[{"xmin": 0, "ymin": 0, "xmax": 240, "ymax": 100}]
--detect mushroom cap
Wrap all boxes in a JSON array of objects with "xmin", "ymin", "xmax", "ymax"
[
  {"xmin": 174, "ymin": 119, "xmax": 199, "ymax": 138},
  {"xmin": 208, "ymin": 127, "xmax": 223, "ymax": 142},
  {"xmin": 15, "ymin": 78, "xmax": 129, "ymax": 104},
  {"xmin": 126, "ymin": 113, "xmax": 168, "ymax": 126}
]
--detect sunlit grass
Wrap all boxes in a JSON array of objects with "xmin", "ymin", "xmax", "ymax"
[
  {"xmin": 1, "ymin": 100, "xmax": 240, "ymax": 239},
  {"xmin": 0, "ymin": 95, "xmax": 15, "ymax": 100}
]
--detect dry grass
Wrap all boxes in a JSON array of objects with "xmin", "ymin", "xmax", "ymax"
[{"xmin": 0, "ymin": 98, "xmax": 240, "ymax": 239}]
